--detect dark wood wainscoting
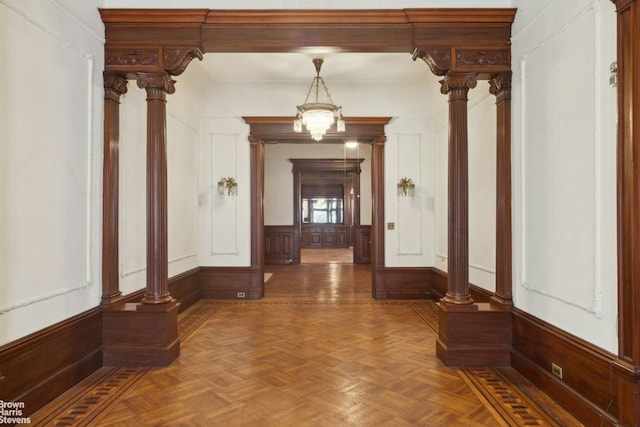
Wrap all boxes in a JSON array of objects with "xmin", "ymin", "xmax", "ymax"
[
  {"xmin": 0, "ymin": 308, "xmax": 103, "ymax": 416},
  {"xmin": 375, "ymin": 266, "xmax": 494, "ymax": 300},
  {"xmin": 301, "ymin": 224, "xmax": 350, "ymax": 248},
  {"xmin": 102, "ymin": 267, "xmax": 202, "ymax": 367},
  {"xmin": 353, "ymin": 225, "xmax": 371, "ymax": 264},
  {"xmin": 121, "ymin": 267, "xmax": 202, "ymax": 313},
  {"xmin": 511, "ymin": 309, "xmax": 619, "ymax": 426},
  {"xmin": 265, "ymin": 225, "xmax": 298, "ymax": 265},
  {"xmin": 380, "ymin": 267, "xmax": 439, "ymax": 299},
  {"xmin": 200, "ymin": 266, "xmax": 261, "ymax": 300},
  {"xmin": 0, "ymin": 267, "xmax": 206, "ymax": 416}
]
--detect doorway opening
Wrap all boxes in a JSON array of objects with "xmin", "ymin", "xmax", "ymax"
[
  {"xmin": 301, "ymin": 248, "xmax": 354, "ymax": 264},
  {"xmin": 248, "ymin": 117, "xmax": 389, "ymax": 299}
]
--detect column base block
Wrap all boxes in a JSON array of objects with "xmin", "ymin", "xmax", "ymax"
[
  {"xmin": 103, "ymin": 301, "xmax": 180, "ymax": 367},
  {"xmin": 436, "ymin": 302, "xmax": 511, "ymax": 366}
]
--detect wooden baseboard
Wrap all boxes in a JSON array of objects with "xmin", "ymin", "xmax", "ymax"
[
  {"xmin": 0, "ymin": 267, "xmax": 202, "ymax": 416},
  {"xmin": 374, "ymin": 266, "xmax": 494, "ymax": 302},
  {"xmin": 122, "ymin": 267, "xmax": 202, "ymax": 312},
  {"xmin": 378, "ymin": 267, "xmax": 440, "ymax": 299},
  {"xmin": 0, "ymin": 308, "xmax": 103, "ymax": 416},
  {"xmin": 167, "ymin": 267, "xmax": 202, "ymax": 311},
  {"xmin": 511, "ymin": 309, "xmax": 620, "ymax": 426},
  {"xmin": 200, "ymin": 266, "xmax": 259, "ymax": 300}
]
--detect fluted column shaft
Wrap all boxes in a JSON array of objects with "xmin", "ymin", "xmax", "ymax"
[
  {"xmin": 440, "ymin": 73, "xmax": 477, "ymax": 305},
  {"xmin": 490, "ymin": 72, "xmax": 513, "ymax": 306},
  {"xmin": 137, "ymin": 72, "xmax": 175, "ymax": 304},
  {"xmin": 102, "ymin": 72, "xmax": 128, "ymax": 306}
]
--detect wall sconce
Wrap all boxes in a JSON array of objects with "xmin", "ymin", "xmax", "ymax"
[
  {"xmin": 610, "ymin": 61, "xmax": 618, "ymax": 88},
  {"xmin": 218, "ymin": 177, "xmax": 237, "ymax": 196},
  {"xmin": 398, "ymin": 177, "xmax": 415, "ymax": 197}
]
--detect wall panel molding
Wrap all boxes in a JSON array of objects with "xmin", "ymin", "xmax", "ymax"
[
  {"xmin": 518, "ymin": 1, "xmax": 604, "ymax": 316},
  {"xmin": 0, "ymin": 2, "xmax": 96, "ymax": 313},
  {"xmin": 209, "ymin": 132, "xmax": 240, "ymax": 256},
  {"xmin": 396, "ymin": 133, "xmax": 423, "ymax": 256}
]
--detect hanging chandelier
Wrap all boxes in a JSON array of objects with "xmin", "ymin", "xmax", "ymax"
[{"xmin": 294, "ymin": 58, "xmax": 345, "ymax": 141}]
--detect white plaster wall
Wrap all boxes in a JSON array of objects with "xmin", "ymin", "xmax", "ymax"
[
  {"xmin": 199, "ymin": 79, "xmax": 433, "ymax": 119},
  {"xmin": 264, "ymin": 143, "xmax": 372, "ymax": 226},
  {"xmin": 197, "ymin": 118, "xmax": 252, "ymax": 267},
  {"xmin": 468, "ymin": 88, "xmax": 497, "ymax": 291},
  {"xmin": 385, "ymin": 118, "xmax": 436, "ymax": 267},
  {"xmin": 0, "ymin": 0, "xmax": 105, "ymax": 345},
  {"xmin": 511, "ymin": 0, "xmax": 618, "ymax": 352}
]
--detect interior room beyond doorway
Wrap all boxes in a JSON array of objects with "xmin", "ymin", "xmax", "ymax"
[{"xmin": 301, "ymin": 247, "xmax": 354, "ymax": 264}]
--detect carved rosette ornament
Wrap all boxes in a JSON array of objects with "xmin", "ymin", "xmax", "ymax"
[
  {"xmin": 412, "ymin": 47, "xmax": 452, "ymax": 76},
  {"xmin": 136, "ymin": 72, "xmax": 176, "ymax": 99},
  {"xmin": 456, "ymin": 49, "xmax": 510, "ymax": 68},
  {"xmin": 106, "ymin": 49, "xmax": 159, "ymax": 67},
  {"xmin": 163, "ymin": 47, "xmax": 204, "ymax": 76}
]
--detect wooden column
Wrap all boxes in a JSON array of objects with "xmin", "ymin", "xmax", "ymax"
[
  {"xmin": 435, "ymin": 72, "xmax": 511, "ymax": 367},
  {"xmin": 101, "ymin": 72, "xmax": 127, "ymax": 307},
  {"xmin": 137, "ymin": 72, "xmax": 175, "ymax": 305},
  {"xmin": 249, "ymin": 135, "xmax": 265, "ymax": 299},
  {"xmin": 612, "ymin": 0, "xmax": 640, "ymax": 425},
  {"xmin": 440, "ymin": 73, "xmax": 477, "ymax": 306},
  {"xmin": 489, "ymin": 72, "xmax": 513, "ymax": 307},
  {"xmin": 371, "ymin": 135, "xmax": 386, "ymax": 299},
  {"xmin": 103, "ymin": 71, "xmax": 180, "ymax": 367}
]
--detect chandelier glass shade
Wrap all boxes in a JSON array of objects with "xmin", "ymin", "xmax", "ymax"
[{"xmin": 294, "ymin": 58, "xmax": 345, "ymax": 141}]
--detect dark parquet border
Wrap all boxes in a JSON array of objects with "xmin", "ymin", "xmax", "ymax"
[
  {"xmin": 30, "ymin": 300, "xmax": 580, "ymax": 426},
  {"xmin": 30, "ymin": 367, "xmax": 149, "ymax": 426}
]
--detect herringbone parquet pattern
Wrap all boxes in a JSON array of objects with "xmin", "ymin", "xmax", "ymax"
[{"xmin": 30, "ymin": 253, "xmax": 582, "ymax": 426}]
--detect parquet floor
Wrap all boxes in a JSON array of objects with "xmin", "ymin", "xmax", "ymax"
[{"xmin": 31, "ymin": 250, "xmax": 582, "ymax": 426}]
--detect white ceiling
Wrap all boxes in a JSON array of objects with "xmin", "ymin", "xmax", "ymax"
[{"xmin": 199, "ymin": 52, "xmax": 437, "ymax": 85}]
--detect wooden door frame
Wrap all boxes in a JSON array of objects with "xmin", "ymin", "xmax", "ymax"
[
  {"xmin": 243, "ymin": 117, "xmax": 390, "ymax": 296},
  {"xmin": 291, "ymin": 158, "xmax": 364, "ymax": 256}
]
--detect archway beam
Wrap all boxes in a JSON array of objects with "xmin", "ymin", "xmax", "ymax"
[
  {"xmin": 100, "ymin": 9, "xmax": 515, "ymax": 74},
  {"xmin": 243, "ymin": 116, "xmax": 391, "ymax": 143}
]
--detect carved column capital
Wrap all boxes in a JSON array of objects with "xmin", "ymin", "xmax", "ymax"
[
  {"xmin": 489, "ymin": 72, "xmax": 512, "ymax": 99},
  {"xmin": 373, "ymin": 135, "xmax": 387, "ymax": 146},
  {"xmin": 248, "ymin": 134, "xmax": 262, "ymax": 145},
  {"xmin": 136, "ymin": 72, "xmax": 176, "ymax": 99},
  {"xmin": 440, "ymin": 73, "xmax": 478, "ymax": 97},
  {"xmin": 104, "ymin": 72, "xmax": 128, "ymax": 102},
  {"xmin": 412, "ymin": 47, "xmax": 452, "ymax": 76}
]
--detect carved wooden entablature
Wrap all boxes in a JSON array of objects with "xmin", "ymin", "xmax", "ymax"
[
  {"xmin": 412, "ymin": 48, "xmax": 451, "ymax": 76},
  {"xmin": 99, "ymin": 8, "xmax": 516, "ymax": 79},
  {"xmin": 104, "ymin": 46, "xmax": 204, "ymax": 78},
  {"xmin": 413, "ymin": 46, "xmax": 511, "ymax": 80}
]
